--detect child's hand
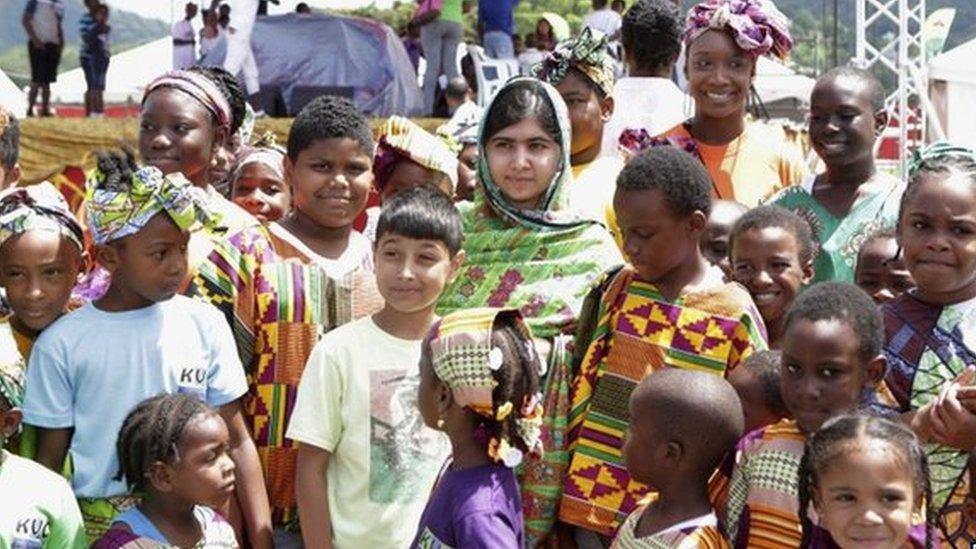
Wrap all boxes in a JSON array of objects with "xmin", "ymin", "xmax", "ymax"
[{"xmin": 927, "ymin": 369, "xmax": 976, "ymax": 452}]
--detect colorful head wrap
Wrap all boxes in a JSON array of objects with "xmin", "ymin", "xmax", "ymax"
[
  {"xmin": 0, "ymin": 363, "xmax": 24, "ymax": 409},
  {"xmin": 86, "ymin": 165, "xmax": 223, "ymax": 245},
  {"xmin": 374, "ymin": 116, "xmax": 459, "ymax": 194},
  {"xmin": 684, "ymin": 0, "xmax": 793, "ymax": 60},
  {"xmin": 143, "ymin": 70, "xmax": 233, "ymax": 130},
  {"xmin": 533, "ymin": 27, "xmax": 615, "ymax": 98},
  {"xmin": 0, "ymin": 182, "xmax": 84, "ymax": 252},
  {"xmin": 428, "ymin": 308, "xmax": 544, "ymax": 467},
  {"xmin": 907, "ymin": 141, "xmax": 976, "ymax": 180},
  {"xmin": 232, "ymin": 133, "xmax": 286, "ymax": 187}
]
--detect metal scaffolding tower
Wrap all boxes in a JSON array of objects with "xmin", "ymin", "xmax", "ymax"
[{"xmin": 855, "ymin": 0, "xmax": 926, "ymax": 174}]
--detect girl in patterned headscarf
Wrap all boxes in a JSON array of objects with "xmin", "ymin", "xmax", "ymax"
[
  {"xmin": 414, "ymin": 308, "xmax": 544, "ymax": 548},
  {"xmin": 437, "ymin": 77, "xmax": 622, "ymax": 546},
  {"xmin": 230, "ymin": 134, "xmax": 290, "ymax": 224},
  {"xmin": 534, "ymin": 27, "xmax": 624, "ymax": 224},
  {"xmin": 634, "ymin": 0, "xmax": 807, "ymax": 208}
]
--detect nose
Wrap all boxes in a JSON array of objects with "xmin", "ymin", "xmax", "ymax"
[
  {"xmin": 26, "ymin": 276, "xmax": 44, "ymax": 300},
  {"xmin": 855, "ymin": 507, "xmax": 885, "ymax": 526},
  {"xmin": 220, "ymin": 453, "xmax": 236, "ymax": 476},
  {"xmin": 873, "ymin": 288, "xmax": 895, "ymax": 303},
  {"xmin": 925, "ymin": 232, "xmax": 951, "ymax": 252},
  {"xmin": 797, "ymin": 377, "xmax": 821, "ymax": 401},
  {"xmin": 752, "ymin": 268, "xmax": 774, "ymax": 288},
  {"xmin": 398, "ymin": 258, "xmax": 416, "ymax": 280},
  {"xmin": 150, "ymin": 130, "xmax": 172, "ymax": 150},
  {"xmin": 241, "ymin": 190, "xmax": 265, "ymax": 209},
  {"xmin": 511, "ymin": 144, "xmax": 531, "ymax": 169}
]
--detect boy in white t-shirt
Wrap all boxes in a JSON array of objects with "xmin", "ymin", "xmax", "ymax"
[
  {"xmin": 22, "ymin": 153, "xmax": 270, "ymax": 546},
  {"xmin": 288, "ymin": 185, "xmax": 464, "ymax": 548}
]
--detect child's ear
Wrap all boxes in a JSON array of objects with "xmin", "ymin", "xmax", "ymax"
[
  {"xmin": 873, "ymin": 108, "xmax": 889, "ymax": 138},
  {"xmin": 664, "ymin": 440, "xmax": 683, "ymax": 467},
  {"xmin": 0, "ymin": 408, "xmax": 22, "ymax": 439},
  {"xmin": 687, "ymin": 210, "xmax": 708, "ymax": 234},
  {"xmin": 147, "ymin": 461, "xmax": 176, "ymax": 493},
  {"xmin": 865, "ymin": 354, "xmax": 887, "ymax": 386},
  {"xmin": 94, "ymin": 243, "xmax": 120, "ymax": 274},
  {"xmin": 436, "ymin": 379, "xmax": 453, "ymax": 416},
  {"xmin": 600, "ymin": 95, "xmax": 615, "ymax": 122},
  {"xmin": 801, "ymin": 258, "xmax": 815, "ymax": 284},
  {"xmin": 447, "ymin": 250, "xmax": 466, "ymax": 284}
]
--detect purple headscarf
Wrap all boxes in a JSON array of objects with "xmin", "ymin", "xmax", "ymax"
[{"xmin": 684, "ymin": 0, "xmax": 793, "ymax": 60}]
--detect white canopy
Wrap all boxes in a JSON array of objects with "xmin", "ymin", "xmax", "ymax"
[
  {"xmin": 929, "ymin": 38, "xmax": 976, "ymax": 148},
  {"xmin": 50, "ymin": 38, "xmax": 173, "ymax": 105},
  {"xmin": 0, "ymin": 70, "xmax": 27, "ymax": 116},
  {"xmin": 754, "ymin": 56, "xmax": 816, "ymax": 105}
]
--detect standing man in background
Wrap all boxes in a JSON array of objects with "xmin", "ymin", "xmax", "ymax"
[
  {"xmin": 172, "ymin": 2, "xmax": 198, "ymax": 69},
  {"xmin": 22, "ymin": 0, "xmax": 64, "ymax": 117},
  {"xmin": 583, "ymin": 0, "xmax": 622, "ymax": 39},
  {"xmin": 223, "ymin": 0, "xmax": 261, "ymax": 98},
  {"xmin": 478, "ymin": 0, "xmax": 518, "ymax": 59}
]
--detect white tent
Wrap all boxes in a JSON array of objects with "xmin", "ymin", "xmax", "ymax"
[
  {"xmin": 0, "ymin": 70, "xmax": 27, "ymax": 116},
  {"xmin": 929, "ymin": 38, "xmax": 976, "ymax": 148},
  {"xmin": 49, "ymin": 38, "xmax": 173, "ymax": 105},
  {"xmin": 754, "ymin": 57, "xmax": 816, "ymax": 105}
]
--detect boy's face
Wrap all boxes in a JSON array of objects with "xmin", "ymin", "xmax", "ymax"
[
  {"xmin": 373, "ymin": 234, "xmax": 463, "ymax": 315},
  {"xmin": 456, "ymin": 144, "xmax": 478, "ymax": 202},
  {"xmin": 855, "ymin": 237, "xmax": 915, "ymax": 304},
  {"xmin": 140, "ymin": 88, "xmax": 223, "ymax": 188},
  {"xmin": 809, "ymin": 76, "xmax": 885, "ymax": 171},
  {"xmin": 614, "ymin": 187, "xmax": 705, "ymax": 285},
  {"xmin": 100, "ymin": 213, "xmax": 189, "ymax": 305},
  {"xmin": 731, "ymin": 227, "xmax": 813, "ymax": 329},
  {"xmin": 622, "ymin": 394, "xmax": 668, "ymax": 487},
  {"xmin": 285, "ymin": 138, "xmax": 373, "ymax": 229},
  {"xmin": 554, "ymin": 71, "xmax": 612, "ymax": 163},
  {"xmin": 0, "ymin": 231, "xmax": 84, "ymax": 332},
  {"xmin": 780, "ymin": 318, "xmax": 883, "ymax": 434},
  {"xmin": 701, "ymin": 202, "xmax": 745, "ymax": 277},
  {"xmin": 382, "ymin": 160, "xmax": 451, "ymax": 202},
  {"xmin": 232, "ymin": 162, "xmax": 291, "ymax": 223},
  {"xmin": 727, "ymin": 365, "xmax": 782, "ymax": 434}
]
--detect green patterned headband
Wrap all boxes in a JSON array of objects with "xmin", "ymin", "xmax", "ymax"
[
  {"xmin": 86, "ymin": 165, "xmax": 224, "ymax": 245},
  {"xmin": 907, "ymin": 141, "xmax": 976, "ymax": 180},
  {"xmin": 0, "ymin": 365, "xmax": 24, "ymax": 409}
]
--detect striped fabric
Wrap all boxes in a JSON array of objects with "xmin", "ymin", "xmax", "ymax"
[
  {"xmin": 611, "ymin": 502, "xmax": 729, "ymax": 549},
  {"xmin": 194, "ymin": 222, "xmax": 382, "ymax": 527},
  {"xmin": 560, "ymin": 267, "xmax": 767, "ymax": 536},
  {"xmin": 725, "ymin": 419, "xmax": 805, "ymax": 549}
]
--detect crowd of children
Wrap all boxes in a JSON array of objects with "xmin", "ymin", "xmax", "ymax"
[{"xmin": 2, "ymin": 0, "xmax": 975, "ymax": 547}]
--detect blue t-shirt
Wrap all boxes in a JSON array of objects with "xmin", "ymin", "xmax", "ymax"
[
  {"xmin": 22, "ymin": 296, "xmax": 248, "ymax": 499},
  {"xmin": 478, "ymin": 0, "xmax": 518, "ymax": 34}
]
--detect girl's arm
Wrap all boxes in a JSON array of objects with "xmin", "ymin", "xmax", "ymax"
[
  {"xmin": 218, "ymin": 400, "xmax": 273, "ymax": 549},
  {"xmin": 295, "ymin": 445, "xmax": 334, "ymax": 549},
  {"xmin": 34, "ymin": 427, "xmax": 72, "ymax": 473}
]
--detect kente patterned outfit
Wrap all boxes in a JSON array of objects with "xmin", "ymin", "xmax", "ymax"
[
  {"xmin": 611, "ymin": 497, "xmax": 729, "ymax": 549},
  {"xmin": 195, "ymin": 221, "xmax": 381, "ymax": 527},
  {"xmin": 436, "ymin": 78, "xmax": 622, "ymax": 546},
  {"xmin": 560, "ymin": 266, "xmax": 766, "ymax": 536}
]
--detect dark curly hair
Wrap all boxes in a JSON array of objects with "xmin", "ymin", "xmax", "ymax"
[
  {"xmin": 115, "ymin": 393, "xmax": 219, "ymax": 492},
  {"xmin": 798, "ymin": 413, "xmax": 935, "ymax": 549},
  {"xmin": 616, "ymin": 145, "xmax": 712, "ymax": 217},
  {"xmin": 730, "ymin": 205, "xmax": 816, "ymax": 265},
  {"xmin": 188, "ymin": 65, "xmax": 247, "ymax": 136},
  {"xmin": 740, "ymin": 349, "xmax": 788, "ymax": 419},
  {"xmin": 784, "ymin": 281, "xmax": 883, "ymax": 362},
  {"xmin": 287, "ymin": 95, "xmax": 374, "ymax": 161},
  {"xmin": 622, "ymin": 0, "xmax": 683, "ymax": 74},
  {"xmin": 93, "ymin": 147, "xmax": 140, "ymax": 192}
]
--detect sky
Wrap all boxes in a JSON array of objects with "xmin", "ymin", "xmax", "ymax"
[{"xmin": 106, "ymin": 0, "xmax": 395, "ymax": 24}]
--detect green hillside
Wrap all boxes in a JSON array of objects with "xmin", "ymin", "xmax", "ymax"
[{"xmin": 0, "ymin": 0, "xmax": 168, "ymax": 85}]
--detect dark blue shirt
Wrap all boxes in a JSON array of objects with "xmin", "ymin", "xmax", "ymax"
[{"xmin": 478, "ymin": 0, "xmax": 518, "ymax": 35}]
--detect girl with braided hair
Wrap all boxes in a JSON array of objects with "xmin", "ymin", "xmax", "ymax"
[
  {"xmin": 871, "ymin": 142, "xmax": 976, "ymax": 544},
  {"xmin": 93, "ymin": 394, "xmax": 239, "ymax": 548},
  {"xmin": 798, "ymin": 414, "xmax": 936, "ymax": 548},
  {"xmin": 413, "ymin": 308, "xmax": 545, "ymax": 548}
]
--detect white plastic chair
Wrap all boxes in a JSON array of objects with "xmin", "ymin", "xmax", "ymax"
[{"xmin": 466, "ymin": 44, "xmax": 520, "ymax": 107}]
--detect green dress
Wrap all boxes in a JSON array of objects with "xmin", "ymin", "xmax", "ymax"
[
  {"xmin": 437, "ymin": 77, "xmax": 623, "ymax": 547},
  {"xmin": 768, "ymin": 172, "xmax": 905, "ymax": 283}
]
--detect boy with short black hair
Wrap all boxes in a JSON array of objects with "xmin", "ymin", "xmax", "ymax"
[
  {"xmin": 561, "ymin": 146, "xmax": 766, "ymax": 542},
  {"xmin": 727, "ymin": 349, "xmax": 787, "ymax": 433},
  {"xmin": 600, "ymin": 0, "xmax": 686, "ymax": 157},
  {"xmin": 288, "ymin": 185, "xmax": 464, "ymax": 548},
  {"xmin": 613, "ymin": 368, "xmax": 744, "ymax": 547},
  {"xmin": 195, "ymin": 95, "xmax": 383, "ymax": 539},
  {"xmin": 22, "ymin": 152, "xmax": 268, "ymax": 544}
]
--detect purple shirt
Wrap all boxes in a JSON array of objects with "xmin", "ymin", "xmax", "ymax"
[{"xmin": 411, "ymin": 463, "xmax": 524, "ymax": 549}]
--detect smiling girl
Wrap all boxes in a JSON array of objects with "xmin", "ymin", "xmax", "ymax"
[{"xmin": 655, "ymin": 0, "xmax": 807, "ymax": 206}]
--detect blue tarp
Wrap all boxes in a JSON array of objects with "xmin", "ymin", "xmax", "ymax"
[{"xmin": 203, "ymin": 12, "xmax": 423, "ymax": 117}]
